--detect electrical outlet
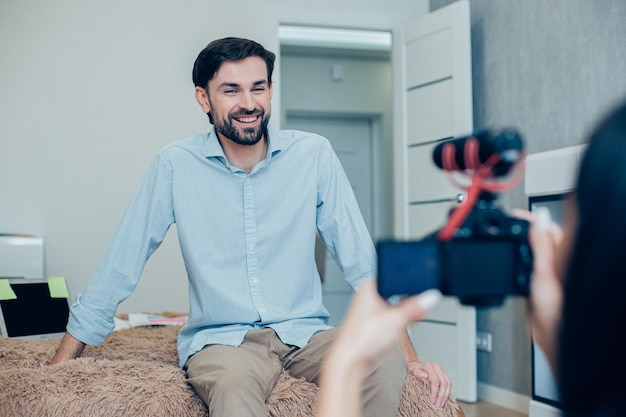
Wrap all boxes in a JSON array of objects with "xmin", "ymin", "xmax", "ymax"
[{"xmin": 476, "ymin": 332, "xmax": 492, "ymax": 352}]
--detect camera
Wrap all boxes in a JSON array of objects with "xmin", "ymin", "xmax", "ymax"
[{"xmin": 376, "ymin": 128, "xmax": 533, "ymax": 307}]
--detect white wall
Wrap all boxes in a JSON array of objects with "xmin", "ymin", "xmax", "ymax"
[{"xmin": 0, "ymin": 0, "xmax": 427, "ymax": 314}]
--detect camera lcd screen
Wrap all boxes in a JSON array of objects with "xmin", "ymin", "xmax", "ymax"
[
  {"xmin": 376, "ymin": 240, "xmax": 440, "ymax": 298},
  {"xmin": 442, "ymin": 240, "xmax": 517, "ymax": 297}
]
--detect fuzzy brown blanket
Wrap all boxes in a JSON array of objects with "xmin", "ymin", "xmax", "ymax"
[{"xmin": 0, "ymin": 325, "xmax": 463, "ymax": 417}]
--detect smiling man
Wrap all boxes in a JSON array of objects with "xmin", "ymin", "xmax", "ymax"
[
  {"xmin": 49, "ymin": 37, "xmax": 450, "ymax": 417},
  {"xmin": 193, "ymin": 49, "xmax": 272, "ymax": 173}
]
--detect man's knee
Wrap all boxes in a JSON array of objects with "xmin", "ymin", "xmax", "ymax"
[
  {"xmin": 369, "ymin": 344, "xmax": 408, "ymax": 387},
  {"xmin": 362, "ymin": 344, "xmax": 408, "ymax": 415},
  {"xmin": 189, "ymin": 367, "xmax": 269, "ymax": 395},
  {"xmin": 187, "ymin": 367, "xmax": 273, "ymax": 413}
]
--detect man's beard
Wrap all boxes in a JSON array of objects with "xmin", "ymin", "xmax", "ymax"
[{"xmin": 212, "ymin": 109, "xmax": 270, "ymax": 146}]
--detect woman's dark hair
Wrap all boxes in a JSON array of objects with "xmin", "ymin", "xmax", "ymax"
[
  {"xmin": 192, "ymin": 37, "xmax": 276, "ymax": 90},
  {"xmin": 558, "ymin": 100, "xmax": 626, "ymax": 416}
]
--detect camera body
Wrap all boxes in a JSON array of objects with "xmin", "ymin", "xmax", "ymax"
[
  {"xmin": 377, "ymin": 196, "xmax": 532, "ymax": 306},
  {"xmin": 377, "ymin": 128, "xmax": 532, "ymax": 307}
]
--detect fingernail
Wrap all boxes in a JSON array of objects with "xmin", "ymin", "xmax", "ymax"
[
  {"xmin": 534, "ymin": 207, "xmax": 552, "ymax": 231},
  {"xmin": 417, "ymin": 289, "xmax": 442, "ymax": 310}
]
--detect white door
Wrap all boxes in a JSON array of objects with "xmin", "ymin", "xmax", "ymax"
[
  {"xmin": 284, "ymin": 115, "xmax": 374, "ymax": 326},
  {"xmin": 393, "ymin": 0, "xmax": 477, "ymax": 402}
]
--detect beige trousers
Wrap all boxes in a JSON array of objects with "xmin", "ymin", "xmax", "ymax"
[{"xmin": 185, "ymin": 327, "xmax": 407, "ymax": 417}]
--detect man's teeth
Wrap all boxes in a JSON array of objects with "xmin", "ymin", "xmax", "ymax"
[{"xmin": 236, "ymin": 116, "xmax": 257, "ymax": 123}]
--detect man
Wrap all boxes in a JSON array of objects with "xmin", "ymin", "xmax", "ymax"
[{"xmin": 50, "ymin": 37, "xmax": 450, "ymax": 416}]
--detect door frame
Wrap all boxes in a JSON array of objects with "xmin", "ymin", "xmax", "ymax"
[{"xmin": 264, "ymin": 2, "xmax": 429, "ymax": 131}]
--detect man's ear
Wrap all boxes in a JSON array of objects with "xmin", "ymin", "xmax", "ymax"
[{"xmin": 195, "ymin": 86, "xmax": 211, "ymax": 113}]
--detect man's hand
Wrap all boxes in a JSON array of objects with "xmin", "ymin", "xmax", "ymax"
[
  {"xmin": 407, "ymin": 360, "xmax": 451, "ymax": 408},
  {"xmin": 49, "ymin": 332, "xmax": 86, "ymax": 365}
]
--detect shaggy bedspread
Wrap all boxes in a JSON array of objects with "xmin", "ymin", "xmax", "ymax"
[{"xmin": 0, "ymin": 324, "xmax": 463, "ymax": 417}]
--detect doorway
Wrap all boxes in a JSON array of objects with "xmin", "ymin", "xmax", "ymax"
[
  {"xmin": 284, "ymin": 114, "xmax": 376, "ymax": 325},
  {"xmin": 280, "ymin": 28, "xmax": 393, "ymax": 325}
]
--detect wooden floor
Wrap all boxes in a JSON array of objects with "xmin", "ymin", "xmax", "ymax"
[{"xmin": 458, "ymin": 401, "xmax": 528, "ymax": 417}]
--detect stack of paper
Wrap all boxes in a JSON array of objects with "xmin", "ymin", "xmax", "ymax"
[{"xmin": 113, "ymin": 313, "xmax": 188, "ymax": 331}]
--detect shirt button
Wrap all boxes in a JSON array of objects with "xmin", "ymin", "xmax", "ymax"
[
  {"xmin": 246, "ymin": 210, "xmax": 253, "ymax": 217},
  {"xmin": 251, "ymin": 278, "xmax": 258, "ymax": 284},
  {"xmin": 259, "ymin": 307, "xmax": 266, "ymax": 313},
  {"xmin": 249, "ymin": 245, "xmax": 255, "ymax": 251}
]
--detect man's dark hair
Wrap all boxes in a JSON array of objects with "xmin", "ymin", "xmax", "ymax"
[{"xmin": 192, "ymin": 37, "xmax": 276, "ymax": 90}]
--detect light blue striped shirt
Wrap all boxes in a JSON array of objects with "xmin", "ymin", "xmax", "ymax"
[{"xmin": 67, "ymin": 126, "xmax": 376, "ymax": 367}]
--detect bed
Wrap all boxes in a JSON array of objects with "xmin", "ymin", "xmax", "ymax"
[{"xmin": 0, "ymin": 321, "xmax": 464, "ymax": 417}]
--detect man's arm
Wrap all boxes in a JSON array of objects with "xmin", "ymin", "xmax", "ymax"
[
  {"xmin": 399, "ymin": 328, "xmax": 420, "ymax": 363},
  {"xmin": 48, "ymin": 153, "xmax": 175, "ymax": 365},
  {"xmin": 400, "ymin": 328, "xmax": 451, "ymax": 408},
  {"xmin": 49, "ymin": 332, "xmax": 86, "ymax": 365}
]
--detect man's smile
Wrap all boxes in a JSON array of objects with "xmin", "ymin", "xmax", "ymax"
[{"xmin": 234, "ymin": 115, "xmax": 260, "ymax": 124}]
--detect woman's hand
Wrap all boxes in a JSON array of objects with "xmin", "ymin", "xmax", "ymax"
[
  {"xmin": 514, "ymin": 207, "xmax": 564, "ymax": 371},
  {"xmin": 331, "ymin": 280, "xmax": 441, "ymax": 368},
  {"xmin": 317, "ymin": 280, "xmax": 441, "ymax": 417}
]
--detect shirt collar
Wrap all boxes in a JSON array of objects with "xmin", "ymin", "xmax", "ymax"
[
  {"xmin": 202, "ymin": 124, "xmax": 284, "ymax": 161},
  {"xmin": 266, "ymin": 124, "xmax": 285, "ymax": 158}
]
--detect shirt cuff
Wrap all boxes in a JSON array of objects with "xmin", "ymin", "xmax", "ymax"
[{"xmin": 66, "ymin": 293, "xmax": 115, "ymax": 346}]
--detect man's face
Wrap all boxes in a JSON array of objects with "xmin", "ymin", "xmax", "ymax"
[{"xmin": 195, "ymin": 56, "xmax": 272, "ymax": 146}]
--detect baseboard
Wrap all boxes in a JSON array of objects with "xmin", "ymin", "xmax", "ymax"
[
  {"xmin": 477, "ymin": 382, "xmax": 531, "ymax": 414},
  {"xmin": 528, "ymin": 400, "xmax": 562, "ymax": 417}
]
